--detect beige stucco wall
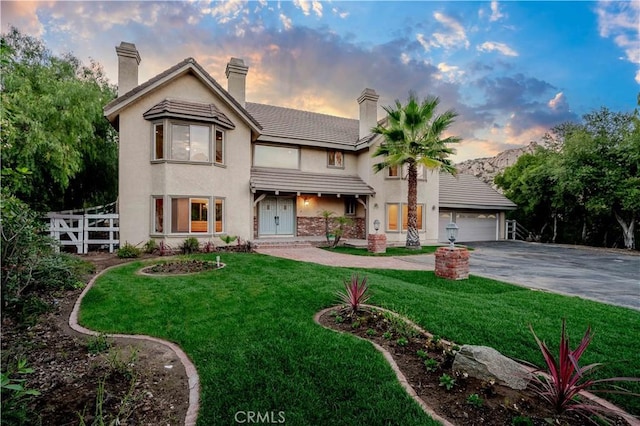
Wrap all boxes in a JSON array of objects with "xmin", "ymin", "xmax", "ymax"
[
  {"xmin": 118, "ymin": 72, "xmax": 253, "ymax": 247},
  {"xmin": 356, "ymin": 139, "xmax": 440, "ymax": 245},
  {"xmin": 299, "ymin": 147, "xmax": 359, "ymax": 174}
]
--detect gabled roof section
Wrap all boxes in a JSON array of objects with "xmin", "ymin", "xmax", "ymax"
[
  {"xmin": 143, "ymin": 99, "xmax": 235, "ymax": 129},
  {"xmin": 104, "ymin": 57, "xmax": 261, "ymax": 133},
  {"xmin": 246, "ymin": 102, "xmax": 363, "ymax": 150},
  {"xmin": 439, "ymin": 172, "xmax": 517, "ymax": 210},
  {"xmin": 250, "ymin": 168, "xmax": 375, "ymax": 196}
]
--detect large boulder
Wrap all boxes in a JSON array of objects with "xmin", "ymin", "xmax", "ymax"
[{"xmin": 452, "ymin": 345, "xmax": 531, "ymax": 390}]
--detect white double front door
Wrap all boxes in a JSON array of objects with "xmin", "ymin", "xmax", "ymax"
[{"xmin": 259, "ymin": 197, "xmax": 294, "ymax": 236}]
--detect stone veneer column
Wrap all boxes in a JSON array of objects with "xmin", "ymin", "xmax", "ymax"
[
  {"xmin": 368, "ymin": 233, "xmax": 387, "ymax": 254},
  {"xmin": 435, "ymin": 247, "xmax": 469, "ymax": 280}
]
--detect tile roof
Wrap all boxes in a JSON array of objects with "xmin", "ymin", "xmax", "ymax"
[
  {"xmin": 439, "ymin": 172, "xmax": 516, "ymax": 210},
  {"xmin": 250, "ymin": 168, "xmax": 375, "ymax": 196},
  {"xmin": 104, "ymin": 58, "xmax": 261, "ymax": 130},
  {"xmin": 143, "ymin": 99, "xmax": 236, "ymax": 129},
  {"xmin": 246, "ymin": 103, "xmax": 362, "ymax": 149}
]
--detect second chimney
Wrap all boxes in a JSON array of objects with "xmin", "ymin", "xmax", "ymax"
[
  {"xmin": 225, "ymin": 58, "xmax": 249, "ymax": 107},
  {"xmin": 358, "ymin": 88, "xmax": 379, "ymax": 140},
  {"xmin": 115, "ymin": 42, "xmax": 141, "ymax": 97}
]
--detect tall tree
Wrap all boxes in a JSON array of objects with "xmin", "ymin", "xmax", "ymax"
[
  {"xmin": 372, "ymin": 93, "xmax": 460, "ymax": 248},
  {"xmin": 0, "ymin": 27, "xmax": 117, "ymax": 211},
  {"xmin": 559, "ymin": 108, "xmax": 638, "ymax": 249}
]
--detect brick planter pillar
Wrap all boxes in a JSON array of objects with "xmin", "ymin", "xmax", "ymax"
[
  {"xmin": 367, "ymin": 233, "xmax": 387, "ymax": 254},
  {"xmin": 435, "ymin": 247, "xmax": 469, "ymax": 280}
]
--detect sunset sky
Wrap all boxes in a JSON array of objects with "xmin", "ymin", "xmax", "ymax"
[{"xmin": 2, "ymin": 1, "xmax": 638, "ymax": 161}]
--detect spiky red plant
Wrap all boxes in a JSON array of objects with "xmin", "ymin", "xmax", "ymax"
[
  {"xmin": 337, "ymin": 274, "xmax": 370, "ymax": 315},
  {"xmin": 530, "ymin": 319, "xmax": 639, "ymax": 420}
]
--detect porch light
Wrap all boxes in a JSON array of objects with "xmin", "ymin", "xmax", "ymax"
[
  {"xmin": 303, "ymin": 197, "xmax": 309, "ymax": 206},
  {"xmin": 373, "ymin": 219, "xmax": 380, "ymax": 233},
  {"xmin": 445, "ymin": 222, "xmax": 459, "ymax": 249}
]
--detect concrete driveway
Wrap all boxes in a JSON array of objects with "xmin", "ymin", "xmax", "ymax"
[{"xmin": 464, "ymin": 241, "xmax": 640, "ymax": 310}]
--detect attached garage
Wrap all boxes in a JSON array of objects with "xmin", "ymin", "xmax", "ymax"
[{"xmin": 438, "ymin": 173, "xmax": 516, "ymax": 243}]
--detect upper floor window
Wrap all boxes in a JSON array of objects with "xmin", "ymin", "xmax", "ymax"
[
  {"xmin": 171, "ymin": 124, "xmax": 210, "ymax": 162},
  {"xmin": 152, "ymin": 121, "xmax": 225, "ymax": 164},
  {"xmin": 254, "ymin": 145, "xmax": 299, "ymax": 169},
  {"xmin": 388, "ymin": 165, "xmax": 399, "ymax": 178},
  {"xmin": 327, "ymin": 150, "xmax": 344, "ymax": 168}
]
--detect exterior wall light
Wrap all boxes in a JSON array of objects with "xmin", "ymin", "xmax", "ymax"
[{"xmin": 373, "ymin": 219, "xmax": 380, "ymax": 233}]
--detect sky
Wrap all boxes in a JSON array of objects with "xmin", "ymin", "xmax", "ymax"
[{"xmin": 2, "ymin": 1, "xmax": 639, "ymax": 161}]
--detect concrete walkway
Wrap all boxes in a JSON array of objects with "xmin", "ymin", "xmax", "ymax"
[{"xmin": 255, "ymin": 246, "xmax": 433, "ymax": 270}]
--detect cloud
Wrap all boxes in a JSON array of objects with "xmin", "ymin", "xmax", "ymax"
[
  {"xmin": 293, "ymin": 0, "xmax": 322, "ymax": 18},
  {"xmin": 489, "ymin": 1, "xmax": 505, "ymax": 22},
  {"xmin": 0, "ymin": 1, "xmax": 47, "ymax": 36},
  {"xmin": 547, "ymin": 92, "xmax": 568, "ymax": 112},
  {"xmin": 279, "ymin": 13, "xmax": 292, "ymax": 30},
  {"xmin": 331, "ymin": 7, "xmax": 349, "ymax": 19},
  {"xmin": 417, "ymin": 12, "xmax": 469, "ymax": 51},
  {"xmin": 435, "ymin": 62, "xmax": 465, "ymax": 83},
  {"xmin": 477, "ymin": 41, "xmax": 518, "ymax": 57},
  {"xmin": 596, "ymin": 1, "xmax": 639, "ymax": 83}
]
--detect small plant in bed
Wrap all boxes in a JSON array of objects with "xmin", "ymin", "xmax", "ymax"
[{"xmin": 336, "ymin": 273, "xmax": 370, "ymax": 317}]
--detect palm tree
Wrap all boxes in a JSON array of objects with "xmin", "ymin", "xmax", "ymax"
[{"xmin": 372, "ymin": 93, "xmax": 460, "ymax": 248}]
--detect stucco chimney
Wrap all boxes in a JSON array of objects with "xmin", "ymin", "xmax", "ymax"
[
  {"xmin": 225, "ymin": 58, "xmax": 249, "ymax": 107},
  {"xmin": 358, "ymin": 88, "xmax": 379, "ymax": 140},
  {"xmin": 115, "ymin": 42, "xmax": 141, "ymax": 97}
]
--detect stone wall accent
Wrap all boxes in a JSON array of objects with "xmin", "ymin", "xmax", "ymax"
[
  {"xmin": 368, "ymin": 234, "xmax": 387, "ymax": 253},
  {"xmin": 453, "ymin": 345, "xmax": 531, "ymax": 390},
  {"xmin": 296, "ymin": 217, "xmax": 365, "ymax": 239},
  {"xmin": 434, "ymin": 247, "xmax": 469, "ymax": 280}
]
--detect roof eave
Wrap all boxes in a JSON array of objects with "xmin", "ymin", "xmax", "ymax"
[{"xmin": 439, "ymin": 203, "xmax": 517, "ymax": 210}]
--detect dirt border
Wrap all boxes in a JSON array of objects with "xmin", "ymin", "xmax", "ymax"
[
  {"xmin": 315, "ymin": 305, "xmax": 639, "ymax": 426},
  {"xmin": 69, "ymin": 262, "xmax": 200, "ymax": 426}
]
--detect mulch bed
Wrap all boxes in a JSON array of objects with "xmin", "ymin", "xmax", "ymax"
[
  {"xmin": 140, "ymin": 259, "xmax": 223, "ymax": 275},
  {"xmin": 318, "ymin": 306, "xmax": 629, "ymax": 426}
]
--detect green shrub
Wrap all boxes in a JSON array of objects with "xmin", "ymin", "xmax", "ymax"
[
  {"xmin": 1, "ymin": 358, "xmax": 40, "ymax": 425},
  {"xmin": 87, "ymin": 333, "xmax": 111, "ymax": 354},
  {"xmin": 181, "ymin": 237, "xmax": 200, "ymax": 254},
  {"xmin": 143, "ymin": 239, "xmax": 157, "ymax": 254},
  {"xmin": 117, "ymin": 242, "xmax": 142, "ymax": 259}
]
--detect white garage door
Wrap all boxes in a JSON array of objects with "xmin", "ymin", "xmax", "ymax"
[{"xmin": 438, "ymin": 211, "xmax": 498, "ymax": 242}]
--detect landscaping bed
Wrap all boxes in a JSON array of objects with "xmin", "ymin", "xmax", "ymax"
[
  {"xmin": 140, "ymin": 259, "xmax": 223, "ymax": 275},
  {"xmin": 318, "ymin": 306, "xmax": 630, "ymax": 426},
  {"xmin": 0, "ymin": 253, "xmax": 189, "ymax": 425}
]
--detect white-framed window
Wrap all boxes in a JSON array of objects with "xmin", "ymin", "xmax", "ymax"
[
  {"xmin": 152, "ymin": 121, "xmax": 225, "ymax": 164},
  {"xmin": 171, "ymin": 124, "xmax": 210, "ymax": 162},
  {"xmin": 214, "ymin": 198, "xmax": 224, "ymax": 233},
  {"xmin": 154, "ymin": 123, "xmax": 164, "ymax": 160},
  {"xmin": 386, "ymin": 203, "xmax": 424, "ymax": 232},
  {"xmin": 387, "ymin": 165, "xmax": 399, "ymax": 178},
  {"xmin": 215, "ymin": 130, "xmax": 224, "ymax": 164},
  {"xmin": 386, "ymin": 164, "xmax": 425, "ymax": 179},
  {"xmin": 253, "ymin": 144, "xmax": 300, "ymax": 169},
  {"xmin": 170, "ymin": 197, "xmax": 209, "ymax": 233},
  {"xmin": 327, "ymin": 150, "xmax": 344, "ymax": 168},
  {"xmin": 152, "ymin": 196, "xmax": 164, "ymax": 233},
  {"xmin": 345, "ymin": 198, "xmax": 357, "ymax": 216}
]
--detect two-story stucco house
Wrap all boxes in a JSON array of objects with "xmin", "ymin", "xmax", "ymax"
[{"xmin": 104, "ymin": 42, "xmax": 515, "ymax": 247}]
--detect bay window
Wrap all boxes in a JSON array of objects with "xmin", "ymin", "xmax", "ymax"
[{"xmin": 152, "ymin": 122, "xmax": 226, "ymax": 164}]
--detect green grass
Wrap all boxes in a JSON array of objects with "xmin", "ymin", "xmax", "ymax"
[
  {"xmin": 324, "ymin": 245, "xmax": 440, "ymax": 256},
  {"xmin": 80, "ymin": 253, "xmax": 640, "ymax": 425}
]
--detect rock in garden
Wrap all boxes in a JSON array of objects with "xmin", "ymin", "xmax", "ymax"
[{"xmin": 452, "ymin": 345, "xmax": 530, "ymax": 390}]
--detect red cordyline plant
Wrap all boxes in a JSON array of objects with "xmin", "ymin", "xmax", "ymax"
[
  {"xmin": 529, "ymin": 319, "xmax": 639, "ymax": 422},
  {"xmin": 337, "ymin": 274, "xmax": 370, "ymax": 315}
]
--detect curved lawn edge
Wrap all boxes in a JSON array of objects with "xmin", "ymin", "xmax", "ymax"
[
  {"xmin": 314, "ymin": 306, "xmax": 454, "ymax": 426},
  {"xmin": 316, "ymin": 305, "xmax": 640, "ymax": 426},
  {"xmin": 69, "ymin": 262, "xmax": 200, "ymax": 426}
]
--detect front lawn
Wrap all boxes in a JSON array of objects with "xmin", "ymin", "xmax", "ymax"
[{"xmin": 80, "ymin": 253, "xmax": 640, "ymax": 425}]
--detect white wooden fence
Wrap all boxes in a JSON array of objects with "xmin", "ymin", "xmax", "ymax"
[{"xmin": 46, "ymin": 212, "xmax": 119, "ymax": 254}]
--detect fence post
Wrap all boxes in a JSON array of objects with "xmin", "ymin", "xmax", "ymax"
[{"xmin": 82, "ymin": 215, "xmax": 89, "ymax": 254}]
